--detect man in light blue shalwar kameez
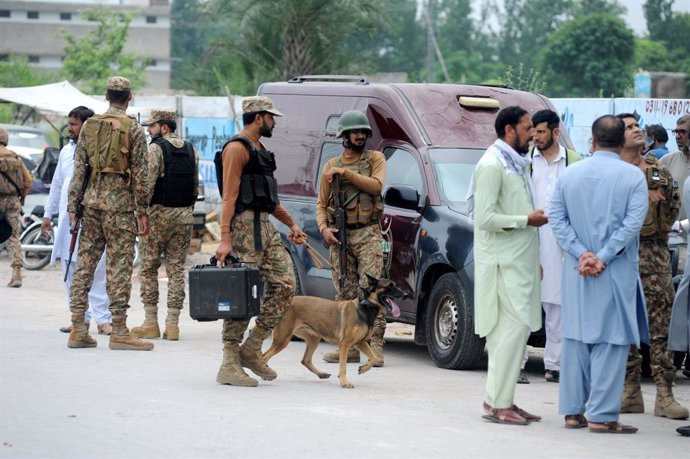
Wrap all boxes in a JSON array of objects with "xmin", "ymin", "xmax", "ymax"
[{"xmin": 550, "ymin": 115, "xmax": 649, "ymax": 434}]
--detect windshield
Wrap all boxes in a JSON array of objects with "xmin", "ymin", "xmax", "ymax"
[
  {"xmin": 8, "ymin": 130, "xmax": 47, "ymax": 149},
  {"xmin": 429, "ymin": 148, "xmax": 484, "ymax": 205}
]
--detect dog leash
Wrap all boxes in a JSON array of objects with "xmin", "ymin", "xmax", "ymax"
[{"xmin": 287, "ymin": 233, "xmax": 332, "ymax": 269}]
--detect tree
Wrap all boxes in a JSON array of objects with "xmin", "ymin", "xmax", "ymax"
[
  {"xmin": 0, "ymin": 56, "xmax": 57, "ymax": 123},
  {"xmin": 61, "ymin": 6, "xmax": 150, "ymax": 94},
  {"xmin": 644, "ymin": 0, "xmax": 674, "ymax": 39},
  {"xmin": 538, "ymin": 14, "xmax": 635, "ymax": 97},
  {"xmin": 633, "ymin": 38, "xmax": 675, "ymax": 72}
]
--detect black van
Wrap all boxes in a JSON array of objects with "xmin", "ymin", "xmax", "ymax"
[{"xmin": 258, "ymin": 76, "xmax": 573, "ymax": 370}]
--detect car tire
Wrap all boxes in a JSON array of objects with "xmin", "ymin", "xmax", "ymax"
[
  {"xmin": 425, "ymin": 272, "xmax": 484, "ymax": 370},
  {"xmin": 21, "ymin": 225, "xmax": 53, "ymax": 271}
]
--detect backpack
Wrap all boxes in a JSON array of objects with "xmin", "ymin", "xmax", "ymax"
[
  {"xmin": 214, "ymin": 135, "xmax": 255, "ymax": 196},
  {"xmin": 81, "ymin": 114, "xmax": 134, "ymax": 179}
]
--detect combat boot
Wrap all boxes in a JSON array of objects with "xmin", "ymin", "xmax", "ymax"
[
  {"xmin": 131, "ymin": 305, "xmax": 160, "ymax": 338},
  {"xmin": 217, "ymin": 343, "xmax": 258, "ymax": 387},
  {"xmin": 323, "ymin": 347, "xmax": 361, "ymax": 363},
  {"xmin": 163, "ymin": 308, "xmax": 181, "ymax": 341},
  {"xmin": 109, "ymin": 316, "xmax": 154, "ymax": 351},
  {"xmin": 239, "ymin": 325, "xmax": 277, "ymax": 380},
  {"xmin": 654, "ymin": 370, "xmax": 689, "ymax": 419},
  {"xmin": 621, "ymin": 362, "xmax": 644, "ymax": 413},
  {"xmin": 7, "ymin": 267, "xmax": 22, "ymax": 288},
  {"xmin": 67, "ymin": 313, "xmax": 97, "ymax": 348}
]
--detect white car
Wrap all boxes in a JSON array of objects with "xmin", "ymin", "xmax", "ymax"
[{"xmin": 0, "ymin": 123, "xmax": 51, "ymax": 168}]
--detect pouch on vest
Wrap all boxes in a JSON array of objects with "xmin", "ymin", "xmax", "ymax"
[
  {"xmin": 0, "ymin": 154, "xmax": 24, "ymax": 196},
  {"xmin": 82, "ymin": 114, "xmax": 133, "ymax": 179}
]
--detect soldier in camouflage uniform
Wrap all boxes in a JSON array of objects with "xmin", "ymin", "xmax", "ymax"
[
  {"xmin": 316, "ymin": 110, "xmax": 388, "ymax": 365},
  {"xmin": 132, "ymin": 110, "xmax": 199, "ymax": 341},
  {"xmin": 215, "ymin": 96, "xmax": 305, "ymax": 387},
  {"xmin": 617, "ymin": 113, "xmax": 689, "ymax": 420},
  {"xmin": 67, "ymin": 76, "xmax": 154, "ymax": 351},
  {"xmin": 0, "ymin": 127, "xmax": 33, "ymax": 287}
]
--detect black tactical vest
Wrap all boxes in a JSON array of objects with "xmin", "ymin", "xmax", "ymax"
[
  {"xmin": 150, "ymin": 137, "xmax": 196, "ymax": 208},
  {"xmin": 231, "ymin": 136, "xmax": 279, "ymax": 215}
]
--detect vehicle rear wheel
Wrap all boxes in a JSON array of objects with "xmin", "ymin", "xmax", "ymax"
[
  {"xmin": 21, "ymin": 225, "xmax": 53, "ymax": 271},
  {"xmin": 425, "ymin": 272, "xmax": 484, "ymax": 370}
]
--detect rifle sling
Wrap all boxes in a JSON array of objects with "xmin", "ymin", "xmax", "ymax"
[{"xmin": 0, "ymin": 170, "xmax": 22, "ymax": 198}]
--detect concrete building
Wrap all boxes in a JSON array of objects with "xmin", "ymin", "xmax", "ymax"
[{"xmin": 0, "ymin": 0, "xmax": 171, "ymax": 89}]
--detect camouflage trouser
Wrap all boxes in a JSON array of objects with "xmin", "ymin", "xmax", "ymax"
[
  {"xmin": 329, "ymin": 223, "xmax": 386, "ymax": 335},
  {"xmin": 70, "ymin": 208, "xmax": 137, "ymax": 318},
  {"xmin": 0, "ymin": 196, "xmax": 22, "ymax": 268},
  {"xmin": 139, "ymin": 208, "xmax": 192, "ymax": 312},
  {"xmin": 628, "ymin": 239, "xmax": 676, "ymax": 377},
  {"xmin": 222, "ymin": 211, "xmax": 295, "ymax": 345}
]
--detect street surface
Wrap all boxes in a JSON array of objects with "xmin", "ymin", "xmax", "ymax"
[{"xmin": 0, "ymin": 250, "xmax": 688, "ymax": 458}]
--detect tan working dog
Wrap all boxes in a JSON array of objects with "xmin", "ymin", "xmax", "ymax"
[{"xmin": 262, "ymin": 274, "xmax": 407, "ymax": 388}]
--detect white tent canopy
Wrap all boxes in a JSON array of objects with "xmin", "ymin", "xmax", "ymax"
[{"xmin": 0, "ymin": 80, "xmax": 148, "ymax": 117}]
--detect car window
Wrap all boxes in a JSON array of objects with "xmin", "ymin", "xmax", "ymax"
[
  {"xmin": 8, "ymin": 130, "xmax": 47, "ymax": 149},
  {"xmin": 314, "ymin": 142, "xmax": 342, "ymax": 194},
  {"xmin": 383, "ymin": 147, "xmax": 423, "ymax": 193}
]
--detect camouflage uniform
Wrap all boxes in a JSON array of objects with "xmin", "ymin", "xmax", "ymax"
[
  {"xmin": 67, "ymin": 76, "xmax": 152, "ymax": 350},
  {"xmin": 0, "ymin": 136, "xmax": 33, "ymax": 287},
  {"xmin": 135, "ymin": 111, "xmax": 199, "ymax": 340},
  {"xmin": 622, "ymin": 154, "xmax": 687, "ymax": 418}
]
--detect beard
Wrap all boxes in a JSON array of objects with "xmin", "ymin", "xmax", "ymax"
[
  {"xmin": 259, "ymin": 124, "xmax": 273, "ymax": 138},
  {"xmin": 513, "ymin": 139, "xmax": 530, "ymax": 156},
  {"xmin": 537, "ymin": 135, "xmax": 554, "ymax": 151},
  {"xmin": 343, "ymin": 135, "xmax": 366, "ymax": 152}
]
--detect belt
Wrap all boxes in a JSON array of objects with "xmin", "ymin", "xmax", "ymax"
[{"xmin": 346, "ymin": 221, "xmax": 378, "ymax": 230}]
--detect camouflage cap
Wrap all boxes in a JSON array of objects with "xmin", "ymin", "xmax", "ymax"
[
  {"xmin": 143, "ymin": 109, "xmax": 176, "ymax": 126},
  {"xmin": 242, "ymin": 96, "xmax": 284, "ymax": 117},
  {"xmin": 107, "ymin": 76, "xmax": 131, "ymax": 91},
  {"xmin": 0, "ymin": 127, "xmax": 7, "ymax": 146}
]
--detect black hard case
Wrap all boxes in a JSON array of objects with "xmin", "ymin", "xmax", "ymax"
[{"xmin": 188, "ymin": 257, "xmax": 262, "ymax": 321}]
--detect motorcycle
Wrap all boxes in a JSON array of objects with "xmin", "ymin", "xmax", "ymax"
[{"xmin": 16, "ymin": 204, "xmax": 141, "ymax": 271}]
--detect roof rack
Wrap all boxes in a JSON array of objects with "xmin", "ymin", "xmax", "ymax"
[{"xmin": 288, "ymin": 75, "xmax": 370, "ymax": 85}]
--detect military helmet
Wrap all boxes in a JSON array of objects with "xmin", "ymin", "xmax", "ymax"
[
  {"xmin": 336, "ymin": 110, "xmax": 372, "ymax": 138},
  {"xmin": 0, "ymin": 127, "xmax": 8, "ymax": 146}
]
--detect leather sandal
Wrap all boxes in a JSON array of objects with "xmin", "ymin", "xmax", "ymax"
[
  {"xmin": 564, "ymin": 414, "xmax": 588, "ymax": 429},
  {"xmin": 588, "ymin": 421, "xmax": 638, "ymax": 434},
  {"xmin": 512, "ymin": 405, "xmax": 541, "ymax": 422},
  {"xmin": 481, "ymin": 403, "xmax": 529, "ymax": 426}
]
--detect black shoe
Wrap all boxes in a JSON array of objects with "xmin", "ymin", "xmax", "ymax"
[
  {"xmin": 677, "ymin": 425, "xmax": 690, "ymax": 437},
  {"xmin": 545, "ymin": 370, "xmax": 560, "ymax": 383},
  {"xmin": 517, "ymin": 369, "xmax": 530, "ymax": 384}
]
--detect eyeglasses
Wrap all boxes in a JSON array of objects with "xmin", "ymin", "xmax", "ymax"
[{"xmin": 673, "ymin": 129, "xmax": 688, "ymax": 136}]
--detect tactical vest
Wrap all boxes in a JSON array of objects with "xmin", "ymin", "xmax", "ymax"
[
  {"xmin": 81, "ymin": 114, "xmax": 134, "ymax": 180},
  {"xmin": 640, "ymin": 153, "xmax": 680, "ymax": 240},
  {"xmin": 0, "ymin": 151, "xmax": 24, "ymax": 197},
  {"xmin": 232, "ymin": 136, "xmax": 279, "ymax": 215},
  {"xmin": 150, "ymin": 137, "xmax": 196, "ymax": 208},
  {"xmin": 327, "ymin": 150, "xmax": 384, "ymax": 226}
]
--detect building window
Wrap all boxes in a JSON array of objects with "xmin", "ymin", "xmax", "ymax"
[
  {"xmin": 0, "ymin": 10, "xmax": 10, "ymax": 18},
  {"xmin": 27, "ymin": 11, "xmax": 39, "ymax": 19},
  {"xmin": 146, "ymin": 15, "xmax": 157, "ymax": 24},
  {"xmin": 60, "ymin": 12, "xmax": 72, "ymax": 20},
  {"xmin": 28, "ymin": 55, "xmax": 39, "ymax": 63}
]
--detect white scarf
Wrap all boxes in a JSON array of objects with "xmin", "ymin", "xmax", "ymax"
[{"xmin": 466, "ymin": 139, "xmax": 534, "ymax": 219}]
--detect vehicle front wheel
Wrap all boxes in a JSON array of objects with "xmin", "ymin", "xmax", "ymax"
[{"xmin": 425, "ymin": 272, "xmax": 484, "ymax": 370}]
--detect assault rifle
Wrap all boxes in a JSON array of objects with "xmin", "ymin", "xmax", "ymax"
[
  {"xmin": 331, "ymin": 174, "xmax": 348, "ymax": 294},
  {"xmin": 64, "ymin": 163, "xmax": 91, "ymax": 282}
]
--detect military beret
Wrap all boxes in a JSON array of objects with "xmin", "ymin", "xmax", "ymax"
[
  {"xmin": 242, "ymin": 96, "xmax": 284, "ymax": 117},
  {"xmin": 107, "ymin": 76, "xmax": 131, "ymax": 91}
]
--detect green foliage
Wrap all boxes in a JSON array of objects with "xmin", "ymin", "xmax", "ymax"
[
  {"xmin": 644, "ymin": 0, "xmax": 674, "ymax": 40},
  {"xmin": 502, "ymin": 64, "xmax": 546, "ymax": 93},
  {"xmin": 538, "ymin": 14, "xmax": 635, "ymax": 97},
  {"xmin": 0, "ymin": 56, "xmax": 58, "ymax": 123},
  {"xmin": 61, "ymin": 6, "xmax": 150, "ymax": 94},
  {"xmin": 633, "ymin": 38, "xmax": 675, "ymax": 72}
]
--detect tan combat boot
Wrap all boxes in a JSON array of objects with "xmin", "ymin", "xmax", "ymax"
[
  {"xmin": 370, "ymin": 321, "xmax": 386, "ymax": 368},
  {"xmin": 131, "ymin": 305, "xmax": 160, "ymax": 338},
  {"xmin": 217, "ymin": 343, "xmax": 258, "ymax": 387},
  {"xmin": 67, "ymin": 313, "xmax": 97, "ymax": 348},
  {"xmin": 163, "ymin": 308, "xmax": 181, "ymax": 341},
  {"xmin": 621, "ymin": 362, "xmax": 644, "ymax": 413},
  {"xmin": 239, "ymin": 325, "xmax": 277, "ymax": 380},
  {"xmin": 7, "ymin": 267, "xmax": 22, "ymax": 288},
  {"xmin": 323, "ymin": 348, "xmax": 360, "ymax": 363},
  {"xmin": 654, "ymin": 370, "xmax": 690, "ymax": 419},
  {"xmin": 109, "ymin": 316, "xmax": 154, "ymax": 351}
]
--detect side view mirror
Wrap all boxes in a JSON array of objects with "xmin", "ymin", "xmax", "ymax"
[{"xmin": 384, "ymin": 184, "xmax": 420, "ymax": 211}]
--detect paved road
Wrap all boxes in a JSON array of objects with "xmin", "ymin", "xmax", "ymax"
[{"xmin": 0, "ymin": 251, "xmax": 688, "ymax": 458}]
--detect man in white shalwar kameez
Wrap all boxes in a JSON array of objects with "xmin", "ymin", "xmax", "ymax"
[
  {"xmin": 470, "ymin": 106, "xmax": 547, "ymax": 426},
  {"xmin": 550, "ymin": 115, "xmax": 649, "ymax": 434},
  {"xmin": 41, "ymin": 106, "xmax": 111, "ymax": 335}
]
